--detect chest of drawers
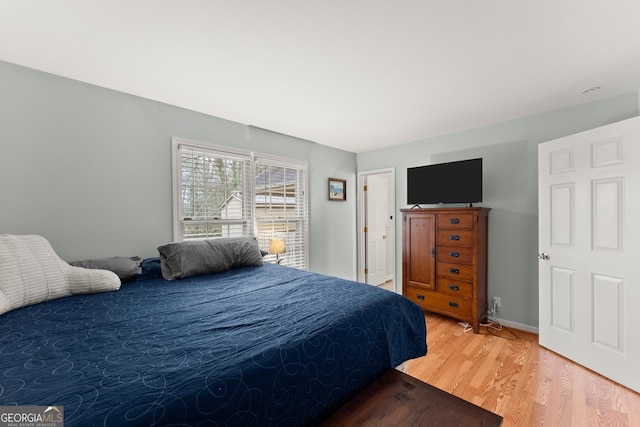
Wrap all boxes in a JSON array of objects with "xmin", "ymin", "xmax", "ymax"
[{"xmin": 401, "ymin": 207, "xmax": 490, "ymax": 333}]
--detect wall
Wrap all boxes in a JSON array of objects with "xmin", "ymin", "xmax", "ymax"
[
  {"xmin": 357, "ymin": 92, "xmax": 639, "ymax": 329},
  {"xmin": 0, "ymin": 61, "xmax": 358, "ymax": 280},
  {"xmin": 2, "ymin": 59, "xmax": 638, "ymax": 329}
]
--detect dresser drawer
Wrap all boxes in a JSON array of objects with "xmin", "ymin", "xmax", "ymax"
[
  {"xmin": 437, "ymin": 262, "xmax": 473, "ymax": 281},
  {"xmin": 437, "ymin": 277, "xmax": 473, "ymax": 298},
  {"xmin": 427, "ymin": 292, "xmax": 472, "ymax": 318},
  {"xmin": 405, "ymin": 285, "xmax": 472, "ymax": 317},
  {"xmin": 436, "ymin": 230, "xmax": 474, "ymax": 246},
  {"xmin": 437, "ymin": 213, "xmax": 474, "ymax": 229},
  {"xmin": 403, "ymin": 285, "xmax": 435, "ymax": 310},
  {"xmin": 437, "ymin": 245, "xmax": 473, "ymax": 263}
]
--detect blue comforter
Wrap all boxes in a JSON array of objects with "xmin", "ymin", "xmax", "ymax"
[{"xmin": 0, "ymin": 263, "xmax": 426, "ymax": 426}]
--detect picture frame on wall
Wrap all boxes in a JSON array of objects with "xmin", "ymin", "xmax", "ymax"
[{"xmin": 328, "ymin": 178, "xmax": 346, "ymax": 201}]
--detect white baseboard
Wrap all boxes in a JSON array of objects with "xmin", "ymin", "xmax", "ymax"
[{"xmin": 494, "ymin": 317, "xmax": 539, "ymax": 334}]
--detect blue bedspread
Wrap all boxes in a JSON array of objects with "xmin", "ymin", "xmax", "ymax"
[{"xmin": 0, "ymin": 263, "xmax": 426, "ymax": 426}]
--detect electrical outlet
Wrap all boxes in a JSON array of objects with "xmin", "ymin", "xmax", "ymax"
[{"xmin": 493, "ymin": 296, "xmax": 501, "ymax": 310}]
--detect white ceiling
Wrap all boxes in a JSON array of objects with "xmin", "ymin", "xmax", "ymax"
[{"xmin": 1, "ymin": 1, "xmax": 639, "ymax": 153}]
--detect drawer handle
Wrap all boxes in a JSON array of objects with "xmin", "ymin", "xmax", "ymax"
[
  {"xmin": 449, "ymin": 267, "xmax": 459, "ymax": 274},
  {"xmin": 449, "ymin": 234, "xmax": 460, "ymax": 241},
  {"xmin": 449, "ymin": 301, "xmax": 459, "ymax": 308},
  {"xmin": 449, "ymin": 218, "xmax": 460, "ymax": 224},
  {"xmin": 449, "ymin": 251, "xmax": 459, "ymax": 257},
  {"xmin": 417, "ymin": 294, "xmax": 425, "ymax": 301},
  {"xmin": 449, "ymin": 284, "xmax": 459, "ymax": 291}
]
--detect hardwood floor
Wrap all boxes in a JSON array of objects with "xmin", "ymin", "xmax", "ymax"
[
  {"xmin": 376, "ymin": 280, "xmax": 394, "ymax": 292},
  {"xmin": 404, "ymin": 313, "xmax": 640, "ymax": 427}
]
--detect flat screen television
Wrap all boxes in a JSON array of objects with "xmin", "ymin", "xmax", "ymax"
[{"xmin": 407, "ymin": 158, "xmax": 482, "ymax": 206}]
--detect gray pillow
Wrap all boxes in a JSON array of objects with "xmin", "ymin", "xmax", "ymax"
[
  {"xmin": 158, "ymin": 236, "xmax": 264, "ymax": 280},
  {"xmin": 70, "ymin": 256, "xmax": 142, "ymax": 282}
]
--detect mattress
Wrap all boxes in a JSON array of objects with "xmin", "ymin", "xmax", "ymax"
[{"xmin": 0, "ymin": 262, "xmax": 426, "ymax": 426}]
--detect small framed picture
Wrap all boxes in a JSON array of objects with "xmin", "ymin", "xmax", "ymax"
[{"xmin": 328, "ymin": 178, "xmax": 346, "ymax": 201}]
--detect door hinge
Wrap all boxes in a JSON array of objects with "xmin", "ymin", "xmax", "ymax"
[
  {"xmin": 364, "ymin": 227, "xmax": 368, "ymax": 233},
  {"xmin": 364, "ymin": 185, "xmax": 368, "ymax": 191},
  {"xmin": 364, "ymin": 268, "xmax": 369, "ymax": 274}
]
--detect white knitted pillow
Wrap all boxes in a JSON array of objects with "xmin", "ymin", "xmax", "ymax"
[{"xmin": 0, "ymin": 234, "xmax": 120, "ymax": 315}]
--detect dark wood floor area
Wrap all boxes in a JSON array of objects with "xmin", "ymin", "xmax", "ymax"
[{"xmin": 404, "ymin": 313, "xmax": 640, "ymax": 427}]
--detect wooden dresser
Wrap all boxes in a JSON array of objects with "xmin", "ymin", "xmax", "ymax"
[{"xmin": 401, "ymin": 207, "xmax": 490, "ymax": 333}]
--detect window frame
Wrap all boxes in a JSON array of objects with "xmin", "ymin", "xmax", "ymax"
[
  {"xmin": 253, "ymin": 154, "xmax": 309, "ymax": 269},
  {"xmin": 171, "ymin": 137, "xmax": 309, "ymax": 269}
]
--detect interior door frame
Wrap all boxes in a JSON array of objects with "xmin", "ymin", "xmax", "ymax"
[{"xmin": 357, "ymin": 167, "xmax": 396, "ymax": 290}]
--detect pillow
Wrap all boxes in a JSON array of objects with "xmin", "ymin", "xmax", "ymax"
[
  {"xmin": 158, "ymin": 236, "xmax": 264, "ymax": 280},
  {"xmin": 136, "ymin": 257, "xmax": 163, "ymax": 281},
  {"xmin": 0, "ymin": 234, "xmax": 120, "ymax": 316},
  {"xmin": 67, "ymin": 265, "xmax": 123, "ymax": 295},
  {"xmin": 70, "ymin": 256, "xmax": 142, "ymax": 282}
]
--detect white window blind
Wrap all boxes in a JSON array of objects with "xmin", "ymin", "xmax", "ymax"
[
  {"xmin": 254, "ymin": 156, "xmax": 308, "ymax": 270},
  {"xmin": 172, "ymin": 138, "xmax": 308, "ymax": 270},
  {"xmin": 174, "ymin": 140, "xmax": 254, "ymax": 240}
]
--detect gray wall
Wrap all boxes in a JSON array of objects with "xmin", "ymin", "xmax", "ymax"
[
  {"xmin": 0, "ymin": 61, "xmax": 358, "ymax": 280},
  {"xmin": 357, "ymin": 93, "xmax": 639, "ymax": 329},
  {"xmin": 2, "ymin": 58, "xmax": 639, "ymax": 329}
]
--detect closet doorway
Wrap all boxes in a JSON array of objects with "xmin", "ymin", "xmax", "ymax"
[{"xmin": 357, "ymin": 168, "xmax": 396, "ymax": 291}]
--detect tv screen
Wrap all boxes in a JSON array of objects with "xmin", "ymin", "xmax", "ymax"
[{"xmin": 407, "ymin": 158, "xmax": 483, "ymax": 205}]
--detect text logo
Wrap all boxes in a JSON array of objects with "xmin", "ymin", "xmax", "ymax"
[{"xmin": 0, "ymin": 406, "xmax": 64, "ymax": 427}]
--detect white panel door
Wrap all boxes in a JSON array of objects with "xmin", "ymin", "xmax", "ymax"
[
  {"xmin": 366, "ymin": 174, "xmax": 388, "ymax": 286},
  {"xmin": 538, "ymin": 116, "xmax": 640, "ymax": 392}
]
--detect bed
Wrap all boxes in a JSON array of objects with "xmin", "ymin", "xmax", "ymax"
[{"xmin": 0, "ymin": 235, "xmax": 427, "ymax": 426}]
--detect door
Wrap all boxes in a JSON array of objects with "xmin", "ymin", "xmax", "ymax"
[
  {"xmin": 538, "ymin": 115, "xmax": 640, "ymax": 392},
  {"xmin": 403, "ymin": 211, "xmax": 436, "ymax": 291},
  {"xmin": 366, "ymin": 174, "xmax": 389, "ymax": 286}
]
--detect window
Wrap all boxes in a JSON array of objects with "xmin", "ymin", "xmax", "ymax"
[
  {"xmin": 172, "ymin": 138, "xmax": 308, "ymax": 269},
  {"xmin": 254, "ymin": 157, "xmax": 308, "ymax": 269}
]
